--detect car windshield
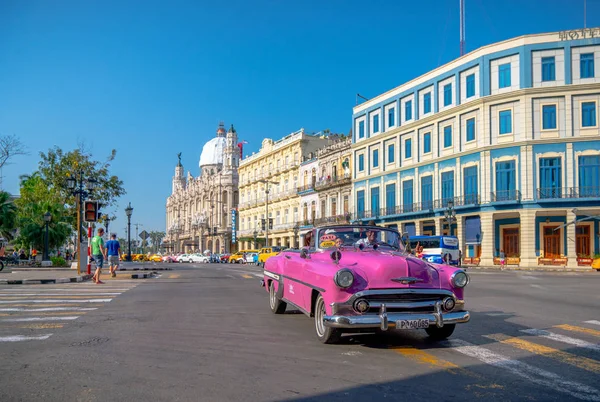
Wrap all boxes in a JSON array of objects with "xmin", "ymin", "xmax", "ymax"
[
  {"xmin": 315, "ymin": 226, "xmax": 404, "ymax": 252},
  {"xmin": 410, "ymin": 238, "xmax": 441, "ymax": 249}
]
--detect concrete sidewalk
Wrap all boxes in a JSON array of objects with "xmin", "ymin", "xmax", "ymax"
[{"xmin": 464, "ymin": 264, "xmax": 599, "ymax": 273}]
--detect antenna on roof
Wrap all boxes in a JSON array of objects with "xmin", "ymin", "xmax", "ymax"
[
  {"xmin": 460, "ymin": 0, "xmax": 466, "ymax": 56},
  {"xmin": 584, "ymin": 0, "xmax": 587, "ymax": 29},
  {"xmin": 356, "ymin": 93, "xmax": 369, "ymax": 105}
]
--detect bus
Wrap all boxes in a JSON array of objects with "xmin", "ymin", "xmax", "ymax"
[{"xmin": 407, "ymin": 235, "xmax": 460, "ymax": 266}]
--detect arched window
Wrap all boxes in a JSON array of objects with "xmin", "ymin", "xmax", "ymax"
[
  {"xmin": 303, "ymin": 171, "xmax": 308, "ymax": 186},
  {"xmin": 332, "ymin": 164, "xmax": 337, "ymax": 180},
  {"xmin": 303, "ymin": 203, "xmax": 308, "ymax": 221},
  {"xmin": 311, "ymin": 200, "xmax": 316, "ymax": 222},
  {"xmin": 311, "ymin": 168, "xmax": 316, "ymax": 187}
]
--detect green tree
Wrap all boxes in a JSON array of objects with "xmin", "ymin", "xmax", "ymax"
[
  {"xmin": 149, "ymin": 231, "xmax": 166, "ymax": 253},
  {"xmin": 0, "ymin": 191, "xmax": 17, "ymax": 241}
]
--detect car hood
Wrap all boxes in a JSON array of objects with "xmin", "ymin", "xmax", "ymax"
[{"xmin": 335, "ymin": 250, "xmax": 441, "ymax": 289}]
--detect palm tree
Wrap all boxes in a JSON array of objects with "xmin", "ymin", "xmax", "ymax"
[
  {"xmin": 0, "ymin": 191, "xmax": 17, "ymax": 241},
  {"xmin": 149, "ymin": 231, "xmax": 166, "ymax": 253}
]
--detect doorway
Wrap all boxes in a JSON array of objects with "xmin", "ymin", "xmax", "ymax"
[
  {"xmin": 543, "ymin": 226, "xmax": 561, "ymax": 258},
  {"xmin": 502, "ymin": 228, "xmax": 520, "ymax": 257}
]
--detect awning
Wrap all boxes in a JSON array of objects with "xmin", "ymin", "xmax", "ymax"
[{"xmin": 465, "ymin": 216, "xmax": 481, "ymax": 244}]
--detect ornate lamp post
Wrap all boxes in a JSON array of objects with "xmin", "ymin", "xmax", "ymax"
[
  {"xmin": 444, "ymin": 200, "xmax": 456, "ymax": 235},
  {"xmin": 125, "ymin": 202, "xmax": 133, "ymax": 261},
  {"xmin": 66, "ymin": 173, "xmax": 97, "ymax": 273},
  {"xmin": 259, "ymin": 179, "xmax": 279, "ymax": 247},
  {"xmin": 42, "ymin": 212, "xmax": 52, "ymax": 266},
  {"xmin": 293, "ymin": 224, "xmax": 299, "ymax": 249},
  {"xmin": 102, "ymin": 214, "xmax": 113, "ymax": 238},
  {"xmin": 253, "ymin": 228, "xmax": 258, "ymax": 249}
]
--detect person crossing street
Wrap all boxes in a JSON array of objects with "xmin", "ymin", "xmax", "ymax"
[
  {"xmin": 105, "ymin": 233, "xmax": 121, "ymax": 277},
  {"xmin": 91, "ymin": 227, "xmax": 107, "ymax": 284}
]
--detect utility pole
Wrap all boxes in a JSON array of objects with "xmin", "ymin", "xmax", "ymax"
[{"xmin": 460, "ymin": 0, "xmax": 466, "ymax": 56}]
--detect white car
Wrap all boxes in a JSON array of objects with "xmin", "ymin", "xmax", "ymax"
[
  {"xmin": 188, "ymin": 254, "xmax": 209, "ymax": 263},
  {"xmin": 245, "ymin": 253, "xmax": 258, "ymax": 265}
]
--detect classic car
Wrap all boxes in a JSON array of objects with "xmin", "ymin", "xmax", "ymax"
[
  {"xmin": 262, "ymin": 224, "xmax": 470, "ymax": 344},
  {"xmin": 258, "ymin": 246, "xmax": 282, "ymax": 264}
]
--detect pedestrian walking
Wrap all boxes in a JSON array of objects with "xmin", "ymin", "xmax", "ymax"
[
  {"xmin": 499, "ymin": 249, "xmax": 506, "ymax": 270},
  {"xmin": 91, "ymin": 228, "xmax": 107, "ymax": 284},
  {"xmin": 105, "ymin": 233, "xmax": 121, "ymax": 277}
]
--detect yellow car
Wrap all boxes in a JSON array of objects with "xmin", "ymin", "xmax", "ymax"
[
  {"xmin": 148, "ymin": 254, "xmax": 162, "ymax": 262},
  {"xmin": 228, "ymin": 250, "xmax": 258, "ymax": 263},
  {"xmin": 592, "ymin": 257, "xmax": 600, "ymax": 271},
  {"xmin": 258, "ymin": 246, "xmax": 282, "ymax": 264}
]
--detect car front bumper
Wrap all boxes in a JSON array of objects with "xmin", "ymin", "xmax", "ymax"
[{"xmin": 323, "ymin": 303, "xmax": 470, "ymax": 331}]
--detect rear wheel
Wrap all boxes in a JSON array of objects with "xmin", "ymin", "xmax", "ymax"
[
  {"xmin": 314, "ymin": 294, "xmax": 341, "ymax": 344},
  {"xmin": 425, "ymin": 324, "xmax": 456, "ymax": 340},
  {"xmin": 269, "ymin": 281, "xmax": 286, "ymax": 314}
]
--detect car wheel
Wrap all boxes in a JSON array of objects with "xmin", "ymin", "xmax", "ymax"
[
  {"xmin": 425, "ymin": 324, "xmax": 456, "ymax": 340},
  {"xmin": 314, "ymin": 294, "xmax": 341, "ymax": 344},
  {"xmin": 269, "ymin": 281, "xmax": 286, "ymax": 314}
]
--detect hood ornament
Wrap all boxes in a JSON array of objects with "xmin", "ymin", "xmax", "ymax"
[{"xmin": 392, "ymin": 277, "xmax": 424, "ymax": 284}]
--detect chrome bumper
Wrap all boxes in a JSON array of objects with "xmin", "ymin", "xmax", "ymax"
[{"xmin": 323, "ymin": 302, "xmax": 470, "ymax": 330}]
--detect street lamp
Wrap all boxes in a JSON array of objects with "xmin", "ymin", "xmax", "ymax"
[
  {"xmin": 293, "ymin": 224, "xmax": 299, "ymax": 249},
  {"xmin": 125, "ymin": 202, "xmax": 133, "ymax": 261},
  {"xmin": 253, "ymin": 229, "xmax": 258, "ymax": 249},
  {"xmin": 260, "ymin": 179, "xmax": 279, "ymax": 247},
  {"xmin": 102, "ymin": 214, "xmax": 113, "ymax": 238},
  {"xmin": 65, "ymin": 173, "xmax": 97, "ymax": 274},
  {"xmin": 444, "ymin": 200, "xmax": 456, "ymax": 237},
  {"xmin": 42, "ymin": 212, "xmax": 52, "ymax": 266}
]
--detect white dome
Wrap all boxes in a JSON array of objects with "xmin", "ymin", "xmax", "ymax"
[{"xmin": 199, "ymin": 136, "xmax": 226, "ymax": 167}]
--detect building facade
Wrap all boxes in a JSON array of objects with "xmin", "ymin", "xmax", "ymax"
[
  {"xmin": 351, "ymin": 28, "xmax": 600, "ymax": 268},
  {"xmin": 237, "ymin": 129, "xmax": 328, "ymax": 250},
  {"xmin": 164, "ymin": 123, "xmax": 239, "ymax": 254}
]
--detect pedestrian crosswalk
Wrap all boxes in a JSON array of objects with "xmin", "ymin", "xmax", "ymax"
[{"xmin": 0, "ymin": 282, "xmax": 139, "ymax": 343}]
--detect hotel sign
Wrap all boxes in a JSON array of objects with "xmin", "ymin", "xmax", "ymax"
[
  {"xmin": 231, "ymin": 209, "xmax": 237, "ymax": 244},
  {"xmin": 559, "ymin": 27, "xmax": 600, "ymax": 41}
]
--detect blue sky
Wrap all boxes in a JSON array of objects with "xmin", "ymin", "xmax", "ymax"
[{"xmin": 0, "ymin": 0, "xmax": 598, "ymax": 238}]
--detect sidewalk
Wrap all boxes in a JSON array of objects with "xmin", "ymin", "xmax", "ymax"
[{"xmin": 464, "ymin": 264, "xmax": 599, "ymax": 273}]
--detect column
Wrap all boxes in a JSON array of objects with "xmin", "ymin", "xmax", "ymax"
[
  {"xmin": 479, "ymin": 212, "xmax": 494, "ymax": 266},
  {"xmin": 433, "ymin": 163, "xmax": 440, "ymax": 202},
  {"xmin": 520, "ymin": 210, "xmax": 537, "ymax": 268},
  {"xmin": 481, "ymin": 150, "xmax": 491, "ymax": 204},
  {"xmin": 456, "ymin": 215, "xmax": 464, "ymax": 253},
  {"xmin": 434, "ymin": 218, "xmax": 442, "ymax": 236},
  {"xmin": 566, "ymin": 209, "xmax": 578, "ymax": 268},
  {"xmin": 415, "ymin": 220, "xmax": 422, "ymax": 236},
  {"xmin": 566, "ymin": 143, "xmax": 574, "ymax": 189},
  {"xmin": 520, "ymin": 145, "xmax": 532, "ymax": 201}
]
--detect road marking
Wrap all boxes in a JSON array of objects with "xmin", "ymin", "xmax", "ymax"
[
  {"xmin": 393, "ymin": 346, "xmax": 459, "ymax": 370},
  {"xmin": 0, "ymin": 334, "xmax": 53, "ymax": 342},
  {"xmin": 445, "ymin": 339, "xmax": 600, "ymax": 401},
  {"xmin": 1, "ymin": 316, "xmax": 80, "ymax": 322},
  {"xmin": 486, "ymin": 333, "xmax": 600, "ymax": 374},
  {"xmin": 529, "ymin": 284, "xmax": 547, "ymax": 290},
  {"xmin": 168, "ymin": 274, "xmax": 181, "ymax": 279},
  {"xmin": 241, "ymin": 274, "xmax": 253, "ymax": 279},
  {"xmin": 0, "ymin": 293, "xmax": 121, "ymax": 297},
  {"xmin": 0, "ymin": 295, "xmax": 116, "ymax": 299},
  {"xmin": 556, "ymin": 324, "xmax": 600, "ymax": 338},
  {"xmin": 521, "ymin": 329, "xmax": 600, "ymax": 353},
  {"xmin": 2, "ymin": 304, "xmax": 102, "ymax": 308},
  {"xmin": 0, "ymin": 307, "xmax": 97, "ymax": 312},
  {"xmin": 585, "ymin": 321, "xmax": 600, "ymax": 327},
  {"xmin": 486, "ymin": 313, "xmax": 513, "ymax": 317},
  {"xmin": 0, "ymin": 311, "xmax": 88, "ymax": 317},
  {"xmin": 0, "ymin": 299, "xmax": 112, "ymax": 304}
]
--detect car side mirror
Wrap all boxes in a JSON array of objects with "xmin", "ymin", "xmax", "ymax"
[{"xmin": 300, "ymin": 248, "xmax": 310, "ymax": 259}]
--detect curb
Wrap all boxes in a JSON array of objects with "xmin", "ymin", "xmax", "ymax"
[
  {"xmin": 0, "ymin": 274, "xmax": 94, "ymax": 285},
  {"xmin": 117, "ymin": 267, "xmax": 172, "ymax": 271},
  {"xmin": 129, "ymin": 272, "xmax": 158, "ymax": 279},
  {"xmin": 464, "ymin": 265, "xmax": 598, "ymax": 273}
]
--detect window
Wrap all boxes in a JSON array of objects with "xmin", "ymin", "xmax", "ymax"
[
  {"xmin": 424, "ymin": 92, "xmax": 432, "ymax": 114},
  {"xmin": 359, "ymin": 121, "xmax": 365, "ymax": 139},
  {"xmin": 403, "ymin": 180, "xmax": 413, "ymax": 213},
  {"xmin": 579, "ymin": 155, "xmax": 600, "ymax": 197},
  {"xmin": 466, "ymin": 118, "xmax": 475, "ymax": 142},
  {"xmin": 443, "ymin": 83, "xmax": 452, "ymax": 106},
  {"xmin": 356, "ymin": 190, "xmax": 365, "ymax": 219},
  {"xmin": 423, "ymin": 132, "xmax": 431, "ymax": 153},
  {"xmin": 441, "ymin": 171, "xmax": 454, "ymax": 205},
  {"xmin": 499, "ymin": 110, "xmax": 512, "ymax": 134},
  {"xmin": 542, "ymin": 56, "xmax": 555, "ymax": 81},
  {"xmin": 466, "ymin": 74, "xmax": 475, "ymax": 98},
  {"xmin": 499, "ymin": 63, "xmax": 511, "ymax": 88},
  {"xmin": 421, "ymin": 176, "xmax": 433, "ymax": 210},
  {"xmin": 495, "ymin": 160, "xmax": 516, "ymax": 201},
  {"xmin": 371, "ymin": 187, "xmax": 380, "ymax": 216},
  {"xmin": 331, "ymin": 198, "xmax": 337, "ymax": 216},
  {"xmin": 388, "ymin": 144, "xmax": 395, "ymax": 163},
  {"xmin": 582, "ymin": 102, "xmax": 597, "ymax": 127},
  {"xmin": 580, "ymin": 53, "xmax": 595, "ymax": 79},
  {"xmin": 373, "ymin": 149, "xmax": 379, "ymax": 168},
  {"xmin": 373, "ymin": 115, "xmax": 379, "ymax": 133},
  {"xmin": 542, "ymin": 105, "xmax": 557, "ymax": 130},
  {"xmin": 385, "ymin": 183, "xmax": 396, "ymax": 215},
  {"xmin": 539, "ymin": 157, "xmax": 562, "ymax": 198},
  {"xmin": 463, "ymin": 166, "xmax": 478, "ymax": 204},
  {"xmin": 405, "ymin": 138, "xmax": 412, "ymax": 158},
  {"xmin": 405, "ymin": 100, "xmax": 412, "ymax": 121},
  {"xmin": 358, "ymin": 154, "xmax": 364, "ymax": 171},
  {"xmin": 388, "ymin": 107, "xmax": 395, "ymax": 127},
  {"xmin": 443, "ymin": 126, "xmax": 452, "ymax": 148}
]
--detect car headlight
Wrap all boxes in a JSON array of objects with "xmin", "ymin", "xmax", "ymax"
[
  {"xmin": 334, "ymin": 269, "xmax": 354, "ymax": 289},
  {"xmin": 451, "ymin": 270, "xmax": 469, "ymax": 288}
]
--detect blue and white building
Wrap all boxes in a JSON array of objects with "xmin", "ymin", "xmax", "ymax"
[{"xmin": 351, "ymin": 28, "xmax": 600, "ymax": 268}]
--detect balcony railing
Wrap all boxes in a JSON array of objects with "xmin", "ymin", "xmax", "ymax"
[
  {"xmin": 491, "ymin": 190, "xmax": 522, "ymax": 202},
  {"xmin": 312, "ymin": 214, "xmax": 353, "ymax": 226},
  {"xmin": 537, "ymin": 187, "xmax": 600, "ymax": 200},
  {"xmin": 314, "ymin": 174, "xmax": 351, "ymax": 191},
  {"xmin": 296, "ymin": 184, "xmax": 315, "ymax": 194}
]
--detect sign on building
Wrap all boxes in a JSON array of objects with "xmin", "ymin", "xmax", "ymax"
[{"xmin": 231, "ymin": 209, "xmax": 237, "ymax": 244}]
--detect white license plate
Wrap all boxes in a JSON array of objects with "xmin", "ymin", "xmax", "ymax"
[{"xmin": 396, "ymin": 319, "xmax": 430, "ymax": 329}]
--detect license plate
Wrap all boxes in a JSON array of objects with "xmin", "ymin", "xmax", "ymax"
[{"xmin": 396, "ymin": 319, "xmax": 430, "ymax": 329}]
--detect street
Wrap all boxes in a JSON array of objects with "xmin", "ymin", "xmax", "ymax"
[{"xmin": 1, "ymin": 264, "xmax": 599, "ymax": 402}]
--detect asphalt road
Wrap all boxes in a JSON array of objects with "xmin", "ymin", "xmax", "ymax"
[{"xmin": 1, "ymin": 263, "xmax": 599, "ymax": 402}]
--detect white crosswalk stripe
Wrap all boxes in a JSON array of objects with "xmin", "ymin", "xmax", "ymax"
[
  {"xmin": 521, "ymin": 328, "xmax": 600, "ymax": 352},
  {"xmin": 0, "ymin": 334, "xmax": 53, "ymax": 342},
  {"xmin": 585, "ymin": 320, "xmax": 600, "ymax": 327},
  {"xmin": 2, "ymin": 316, "xmax": 80, "ymax": 322}
]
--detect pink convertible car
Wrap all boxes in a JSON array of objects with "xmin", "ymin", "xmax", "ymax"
[{"xmin": 262, "ymin": 224, "xmax": 470, "ymax": 344}]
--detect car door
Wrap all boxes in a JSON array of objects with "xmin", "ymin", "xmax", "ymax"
[{"xmin": 281, "ymin": 252, "xmax": 307, "ymax": 309}]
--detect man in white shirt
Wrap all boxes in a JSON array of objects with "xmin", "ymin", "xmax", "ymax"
[{"xmin": 355, "ymin": 229, "xmax": 378, "ymax": 247}]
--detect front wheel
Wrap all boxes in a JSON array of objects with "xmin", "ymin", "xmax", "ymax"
[
  {"xmin": 314, "ymin": 294, "xmax": 341, "ymax": 344},
  {"xmin": 269, "ymin": 281, "xmax": 286, "ymax": 314},
  {"xmin": 425, "ymin": 324, "xmax": 456, "ymax": 340},
  {"xmin": 0, "ymin": 260, "xmax": 4, "ymax": 272}
]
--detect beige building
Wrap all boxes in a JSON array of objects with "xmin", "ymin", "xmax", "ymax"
[{"xmin": 237, "ymin": 129, "xmax": 328, "ymax": 250}]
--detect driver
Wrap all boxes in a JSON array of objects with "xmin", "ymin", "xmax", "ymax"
[{"xmin": 355, "ymin": 229, "xmax": 378, "ymax": 246}]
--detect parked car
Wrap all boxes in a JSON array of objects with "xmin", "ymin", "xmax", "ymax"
[
  {"xmin": 229, "ymin": 250, "xmax": 258, "ymax": 263},
  {"xmin": 262, "ymin": 224, "xmax": 470, "ymax": 344},
  {"xmin": 245, "ymin": 252, "xmax": 258, "ymax": 265},
  {"xmin": 258, "ymin": 246, "xmax": 281, "ymax": 265},
  {"xmin": 162, "ymin": 255, "xmax": 175, "ymax": 263},
  {"xmin": 148, "ymin": 254, "xmax": 163, "ymax": 262},
  {"xmin": 177, "ymin": 254, "xmax": 190, "ymax": 263},
  {"xmin": 188, "ymin": 254, "xmax": 209, "ymax": 263},
  {"xmin": 220, "ymin": 254, "xmax": 230, "ymax": 262}
]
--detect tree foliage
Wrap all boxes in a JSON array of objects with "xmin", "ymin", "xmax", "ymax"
[
  {"xmin": 0, "ymin": 191, "xmax": 17, "ymax": 240},
  {"xmin": 0, "ymin": 134, "xmax": 28, "ymax": 170},
  {"xmin": 149, "ymin": 231, "xmax": 166, "ymax": 253}
]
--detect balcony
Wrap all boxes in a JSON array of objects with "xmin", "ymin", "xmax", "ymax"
[
  {"xmin": 312, "ymin": 214, "xmax": 353, "ymax": 226},
  {"xmin": 314, "ymin": 174, "xmax": 352, "ymax": 191},
  {"xmin": 297, "ymin": 184, "xmax": 315, "ymax": 195},
  {"xmin": 537, "ymin": 187, "xmax": 600, "ymax": 200},
  {"xmin": 491, "ymin": 190, "xmax": 522, "ymax": 203}
]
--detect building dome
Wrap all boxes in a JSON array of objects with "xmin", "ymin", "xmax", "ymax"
[{"xmin": 199, "ymin": 136, "xmax": 226, "ymax": 167}]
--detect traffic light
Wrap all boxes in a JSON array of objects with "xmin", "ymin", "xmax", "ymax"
[
  {"xmin": 84, "ymin": 201, "xmax": 99, "ymax": 222},
  {"xmin": 261, "ymin": 219, "xmax": 266, "ymax": 231},
  {"xmin": 268, "ymin": 218, "xmax": 273, "ymax": 230},
  {"xmin": 213, "ymin": 227, "xmax": 217, "ymax": 235}
]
